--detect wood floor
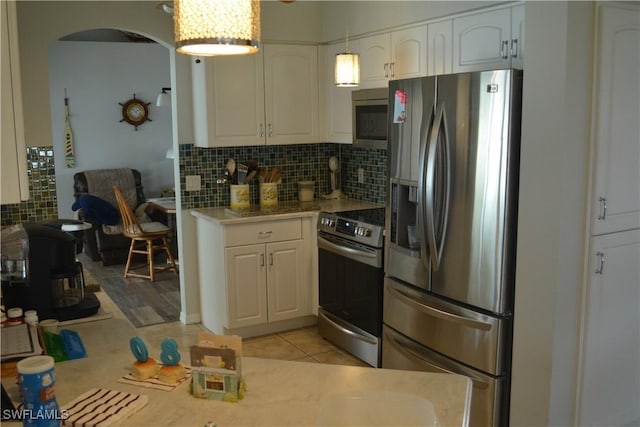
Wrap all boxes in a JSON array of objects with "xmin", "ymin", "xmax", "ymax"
[{"xmin": 78, "ymin": 253, "xmax": 180, "ymax": 328}]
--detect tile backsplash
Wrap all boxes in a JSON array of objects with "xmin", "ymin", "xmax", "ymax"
[
  {"xmin": 1, "ymin": 143, "xmax": 387, "ymax": 226},
  {"xmin": 179, "ymin": 143, "xmax": 387, "ymax": 210}
]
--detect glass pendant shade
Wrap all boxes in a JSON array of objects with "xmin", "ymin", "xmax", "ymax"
[
  {"xmin": 335, "ymin": 52, "xmax": 360, "ymax": 87},
  {"xmin": 174, "ymin": 0, "xmax": 261, "ymax": 56}
]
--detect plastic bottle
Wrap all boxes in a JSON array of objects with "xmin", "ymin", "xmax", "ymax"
[
  {"xmin": 24, "ymin": 310, "xmax": 39, "ymax": 327},
  {"xmin": 16, "ymin": 355, "xmax": 63, "ymax": 426},
  {"xmin": 6, "ymin": 307, "xmax": 24, "ymax": 326}
]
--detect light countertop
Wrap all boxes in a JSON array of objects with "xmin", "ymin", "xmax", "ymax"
[
  {"xmin": 2, "ymin": 317, "xmax": 471, "ymax": 426},
  {"xmin": 191, "ymin": 198, "xmax": 384, "ymax": 225}
]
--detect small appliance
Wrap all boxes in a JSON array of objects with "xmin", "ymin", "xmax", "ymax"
[
  {"xmin": 323, "ymin": 156, "xmax": 345, "ymax": 200},
  {"xmin": 1, "ymin": 223, "xmax": 100, "ymax": 321},
  {"xmin": 352, "ymin": 87, "xmax": 388, "ymax": 149}
]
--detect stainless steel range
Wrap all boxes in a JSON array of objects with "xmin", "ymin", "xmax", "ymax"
[{"xmin": 317, "ymin": 208, "xmax": 385, "ymax": 367}]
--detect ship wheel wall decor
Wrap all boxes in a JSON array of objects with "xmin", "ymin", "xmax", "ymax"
[{"xmin": 119, "ymin": 94, "xmax": 151, "ymax": 130}]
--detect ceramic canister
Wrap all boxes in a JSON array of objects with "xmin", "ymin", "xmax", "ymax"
[
  {"xmin": 16, "ymin": 355, "xmax": 63, "ymax": 426},
  {"xmin": 230, "ymin": 184, "xmax": 250, "ymax": 209},
  {"xmin": 259, "ymin": 183, "xmax": 278, "ymax": 207}
]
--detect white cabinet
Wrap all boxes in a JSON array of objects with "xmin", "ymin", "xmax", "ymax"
[
  {"xmin": 195, "ymin": 215, "xmax": 314, "ymax": 337},
  {"xmin": 359, "ymin": 26, "xmax": 428, "ymax": 88},
  {"xmin": 589, "ymin": 4, "xmax": 640, "ymax": 236},
  {"xmin": 452, "ymin": 5, "xmax": 524, "ymax": 73},
  {"xmin": 1, "ymin": 0, "xmax": 29, "ymax": 204},
  {"xmin": 427, "ymin": 20, "xmax": 453, "ymax": 76},
  {"xmin": 577, "ymin": 229, "xmax": 640, "ymax": 426},
  {"xmin": 193, "ymin": 44, "xmax": 319, "ymax": 147},
  {"xmin": 324, "ymin": 42, "xmax": 359, "ymax": 144},
  {"xmin": 577, "ymin": 4, "xmax": 640, "ymax": 426}
]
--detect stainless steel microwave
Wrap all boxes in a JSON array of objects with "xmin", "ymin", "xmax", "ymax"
[{"xmin": 352, "ymin": 88, "xmax": 388, "ymax": 149}]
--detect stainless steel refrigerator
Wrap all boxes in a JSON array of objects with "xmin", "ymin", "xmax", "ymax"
[{"xmin": 382, "ymin": 69, "xmax": 523, "ymax": 427}]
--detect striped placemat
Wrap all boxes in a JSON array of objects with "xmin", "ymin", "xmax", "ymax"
[
  {"xmin": 117, "ymin": 365, "xmax": 192, "ymax": 391},
  {"xmin": 61, "ymin": 388, "xmax": 148, "ymax": 427}
]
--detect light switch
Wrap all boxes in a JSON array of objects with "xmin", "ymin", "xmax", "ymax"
[
  {"xmin": 357, "ymin": 168, "xmax": 365, "ymax": 184},
  {"xmin": 186, "ymin": 175, "xmax": 201, "ymax": 191}
]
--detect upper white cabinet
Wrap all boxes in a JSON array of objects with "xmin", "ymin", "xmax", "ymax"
[
  {"xmin": 427, "ymin": 20, "xmax": 453, "ymax": 76},
  {"xmin": 589, "ymin": 4, "xmax": 640, "ymax": 236},
  {"xmin": 193, "ymin": 44, "xmax": 319, "ymax": 147},
  {"xmin": 324, "ymin": 42, "xmax": 358, "ymax": 144},
  {"xmin": 452, "ymin": 5, "xmax": 524, "ymax": 73},
  {"xmin": 359, "ymin": 26, "xmax": 428, "ymax": 88},
  {"xmin": 1, "ymin": 0, "xmax": 29, "ymax": 204}
]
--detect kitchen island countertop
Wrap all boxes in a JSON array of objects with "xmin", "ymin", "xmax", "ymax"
[
  {"xmin": 2, "ymin": 317, "xmax": 471, "ymax": 426},
  {"xmin": 191, "ymin": 198, "xmax": 384, "ymax": 225}
]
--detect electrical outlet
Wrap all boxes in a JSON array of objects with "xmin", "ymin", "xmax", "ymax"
[
  {"xmin": 186, "ymin": 175, "xmax": 201, "ymax": 191},
  {"xmin": 357, "ymin": 168, "xmax": 364, "ymax": 184}
]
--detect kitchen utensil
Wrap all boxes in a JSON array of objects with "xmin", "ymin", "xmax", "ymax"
[
  {"xmin": 236, "ymin": 163, "xmax": 248, "ymax": 185},
  {"xmin": 243, "ymin": 170, "xmax": 257, "ymax": 184},
  {"xmin": 226, "ymin": 159, "xmax": 236, "ymax": 177},
  {"xmin": 269, "ymin": 167, "xmax": 282, "ymax": 183},
  {"xmin": 258, "ymin": 168, "xmax": 268, "ymax": 183}
]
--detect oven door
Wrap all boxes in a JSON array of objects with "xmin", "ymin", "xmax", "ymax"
[{"xmin": 317, "ymin": 232, "xmax": 383, "ymax": 337}]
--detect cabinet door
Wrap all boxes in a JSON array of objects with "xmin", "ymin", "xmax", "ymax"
[
  {"xmin": 325, "ymin": 42, "xmax": 358, "ymax": 144},
  {"xmin": 225, "ymin": 244, "xmax": 268, "ymax": 328},
  {"xmin": 1, "ymin": 0, "xmax": 29, "ymax": 204},
  {"xmin": 391, "ymin": 25, "xmax": 428, "ymax": 80},
  {"xmin": 193, "ymin": 52, "xmax": 265, "ymax": 147},
  {"xmin": 266, "ymin": 240, "xmax": 308, "ymax": 322},
  {"xmin": 452, "ymin": 7, "xmax": 511, "ymax": 73},
  {"xmin": 359, "ymin": 33, "xmax": 391, "ymax": 88},
  {"xmin": 264, "ymin": 44, "xmax": 319, "ymax": 145},
  {"xmin": 427, "ymin": 20, "xmax": 453, "ymax": 76},
  {"xmin": 577, "ymin": 229, "xmax": 640, "ymax": 426},
  {"xmin": 591, "ymin": 4, "xmax": 640, "ymax": 235}
]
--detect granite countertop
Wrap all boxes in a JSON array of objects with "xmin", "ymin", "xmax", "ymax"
[
  {"xmin": 1, "ymin": 317, "xmax": 471, "ymax": 426},
  {"xmin": 191, "ymin": 198, "xmax": 385, "ymax": 225}
]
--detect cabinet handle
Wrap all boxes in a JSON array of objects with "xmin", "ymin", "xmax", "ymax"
[
  {"xmin": 595, "ymin": 251, "xmax": 605, "ymax": 275},
  {"xmin": 259, "ymin": 123, "xmax": 264, "ymax": 137},
  {"xmin": 598, "ymin": 197, "xmax": 607, "ymax": 220},
  {"xmin": 501, "ymin": 40, "xmax": 509, "ymax": 59},
  {"xmin": 384, "ymin": 62, "xmax": 389, "ymax": 78},
  {"xmin": 269, "ymin": 253, "xmax": 274, "ymax": 266},
  {"xmin": 510, "ymin": 39, "xmax": 519, "ymax": 58},
  {"xmin": 390, "ymin": 62, "xmax": 395, "ymax": 78},
  {"xmin": 268, "ymin": 123, "xmax": 273, "ymax": 138},
  {"xmin": 260, "ymin": 254, "xmax": 265, "ymax": 267},
  {"xmin": 258, "ymin": 231, "xmax": 273, "ymax": 237}
]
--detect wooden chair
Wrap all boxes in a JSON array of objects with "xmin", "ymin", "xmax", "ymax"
[{"xmin": 113, "ymin": 186, "xmax": 178, "ymax": 281}]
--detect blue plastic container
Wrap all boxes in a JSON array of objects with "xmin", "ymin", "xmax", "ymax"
[{"xmin": 16, "ymin": 355, "xmax": 62, "ymax": 427}]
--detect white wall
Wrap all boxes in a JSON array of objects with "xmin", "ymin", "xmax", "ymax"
[{"xmin": 49, "ymin": 41, "xmax": 173, "ymax": 218}]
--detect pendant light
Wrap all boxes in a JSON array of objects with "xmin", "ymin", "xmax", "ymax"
[
  {"xmin": 335, "ymin": 26, "xmax": 360, "ymax": 87},
  {"xmin": 174, "ymin": 0, "xmax": 261, "ymax": 56}
]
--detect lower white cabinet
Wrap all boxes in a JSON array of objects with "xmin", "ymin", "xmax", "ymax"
[
  {"xmin": 577, "ymin": 229, "xmax": 640, "ymax": 426},
  {"xmin": 195, "ymin": 216, "xmax": 314, "ymax": 337},
  {"xmin": 225, "ymin": 240, "xmax": 306, "ymax": 329}
]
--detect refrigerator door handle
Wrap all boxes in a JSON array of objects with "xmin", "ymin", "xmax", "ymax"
[
  {"xmin": 417, "ymin": 106, "xmax": 435, "ymax": 269},
  {"xmin": 387, "ymin": 281, "xmax": 492, "ymax": 331},
  {"xmin": 425, "ymin": 103, "xmax": 452, "ymax": 271}
]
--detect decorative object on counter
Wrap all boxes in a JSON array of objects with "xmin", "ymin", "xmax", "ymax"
[
  {"xmin": 190, "ymin": 332, "xmax": 245, "ymax": 402},
  {"xmin": 158, "ymin": 337, "xmax": 187, "ymax": 385},
  {"xmin": 17, "ymin": 355, "xmax": 62, "ymax": 427},
  {"xmin": 297, "ymin": 180, "xmax": 315, "ymax": 202},
  {"xmin": 230, "ymin": 184, "xmax": 250, "ymax": 209},
  {"xmin": 259, "ymin": 182, "xmax": 278, "ymax": 207},
  {"xmin": 61, "ymin": 388, "xmax": 148, "ymax": 427},
  {"xmin": 324, "ymin": 156, "xmax": 345, "ymax": 199},
  {"xmin": 174, "ymin": 0, "xmax": 261, "ymax": 57},
  {"xmin": 130, "ymin": 336, "xmax": 159, "ymax": 380}
]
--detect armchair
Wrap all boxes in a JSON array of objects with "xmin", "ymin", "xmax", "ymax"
[{"xmin": 73, "ymin": 168, "xmax": 151, "ymax": 265}]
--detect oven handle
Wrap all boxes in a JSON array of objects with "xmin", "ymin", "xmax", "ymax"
[
  {"xmin": 317, "ymin": 235, "xmax": 378, "ymax": 260},
  {"xmin": 319, "ymin": 310, "xmax": 378, "ymax": 345}
]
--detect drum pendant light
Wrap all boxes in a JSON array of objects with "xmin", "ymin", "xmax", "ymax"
[
  {"xmin": 174, "ymin": 0, "xmax": 261, "ymax": 56},
  {"xmin": 335, "ymin": 26, "xmax": 360, "ymax": 87}
]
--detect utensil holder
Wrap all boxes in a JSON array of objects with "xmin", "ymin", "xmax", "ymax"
[
  {"xmin": 230, "ymin": 185, "xmax": 250, "ymax": 209},
  {"xmin": 259, "ymin": 183, "xmax": 278, "ymax": 207}
]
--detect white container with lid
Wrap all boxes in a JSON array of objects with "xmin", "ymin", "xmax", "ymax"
[
  {"xmin": 7, "ymin": 307, "xmax": 24, "ymax": 326},
  {"xmin": 25, "ymin": 310, "xmax": 39, "ymax": 326},
  {"xmin": 298, "ymin": 181, "xmax": 315, "ymax": 202}
]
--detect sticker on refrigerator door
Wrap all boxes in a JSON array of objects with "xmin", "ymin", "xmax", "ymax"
[{"xmin": 394, "ymin": 90, "xmax": 407, "ymax": 123}]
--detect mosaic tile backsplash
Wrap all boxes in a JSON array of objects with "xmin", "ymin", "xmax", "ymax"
[
  {"xmin": 179, "ymin": 143, "xmax": 387, "ymax": 210},
  {"xmin": 1, "ymin": 143, "xmax": 387, "ymax": 226}
]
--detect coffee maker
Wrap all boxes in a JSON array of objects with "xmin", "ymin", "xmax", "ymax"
[{"xmin": 1, "ymin": 223, "xmax": 100, "ymax": 321}]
